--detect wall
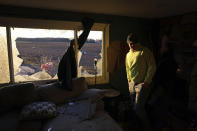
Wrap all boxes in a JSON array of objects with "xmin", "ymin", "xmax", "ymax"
[
  {"xmin": 160, "ymin": 12, "xmax": 197, "ymax": 81},
  {"xmin": 0, "ymin": 4, "xmax": 154, "ymax": 43},
  {"xmin": 160, "ymin": 12, "xmax": 197, "ymax": 113},
  {"xmin": 0, "ymin": 4, "xmax": 156, "ymax": 94}
]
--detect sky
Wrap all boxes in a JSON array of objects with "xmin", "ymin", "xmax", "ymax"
[{"xmin": 10, "ymin": 28, "xmax": 103, "ymax": 40}]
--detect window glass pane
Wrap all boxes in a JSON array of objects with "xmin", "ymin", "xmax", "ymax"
[
  {"xmin": 0, "ymin": 27, "xmax": 10, "ymax": 83},
  {"xmin": 11, "ymin": 28, "xmax": 74, "ymax": 82},
  {"xmin": 77, "ymin": 31, "xmax": 103, "ymax": 77}
]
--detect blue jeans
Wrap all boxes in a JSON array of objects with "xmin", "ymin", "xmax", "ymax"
[{"xmin": 129, "ymin": 82, "xmax": 152, "ymax": 131}]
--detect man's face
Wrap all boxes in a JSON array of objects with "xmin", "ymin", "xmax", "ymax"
[{"xmin": 127, "ymin": 40, "xmax": 136, "ymax": 50}]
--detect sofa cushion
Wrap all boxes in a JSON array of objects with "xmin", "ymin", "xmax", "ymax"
[
  {"xmin": 36, "ymin": 77, "xmax": 88, "ymax": 105},
  {"xmin": 42, "ymin": 113, "xmax": 81, "ymax": 131},
  {"xmin": 76, "ymin": 89, "xmax": 107, "ymax": 102},
  {"xmin": 18, "ymin": 120, "xmax": 42, "ymax": 131},
  {"xmin": 20, "ymin": 101, "xmax": 57, "ymax": 120},
  {"xmin": 0, "ymin": 82, "xmax": 37, "ymax": 114},
  {"xmin": 42, "ymin": 111, "xmax": 123, "ymax": 131},
  {"xmin": 76, "ymin": 88, "xmax": 120, "ymax": 103},
  {"xmin": 0, "ymin": 110, "xmax": 20, "ymax": 131}
]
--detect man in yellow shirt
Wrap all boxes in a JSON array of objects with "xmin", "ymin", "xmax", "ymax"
[{"xmin": 125, "ymin": 33, "xmax": 156, "ymax": 131}]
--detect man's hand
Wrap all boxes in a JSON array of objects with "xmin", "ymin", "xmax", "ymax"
[
  {"xmin": 128, "ymin": 81, "xmax": 134, "ymax": 93},
  {"xmin": 129, "ymin": 86, "xmax": 133, "ymax": 93}
]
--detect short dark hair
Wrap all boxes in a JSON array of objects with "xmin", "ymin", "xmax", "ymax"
[{"xmin": 127, "ymin": 33, "xmax": 138, "ymax": 44}]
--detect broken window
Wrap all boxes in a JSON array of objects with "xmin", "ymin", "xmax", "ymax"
[
  {"xmin": 0, "ymin": 18, "xmax": 109, "ymax": 85},
  {"xmin": 77, "ymin": 31, "xmax": 103, "ymax": 77},
  {"xmin": 11, "ymin": 28, "xmax": 74, "ymax": 82}
]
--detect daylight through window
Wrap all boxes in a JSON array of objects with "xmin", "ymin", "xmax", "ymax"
[
  {"xmin": 0, "ymin": 26, "xmax": 10, "ymax": 83},
  {"xmin": 77, "ymin": 31, "xmax": 103, "ymax": 78},
  {"xmin": 11, "ymin": 28, "xmax": 74, "ymax": 82},
  {"xmin": 0, "ymin": 19, "xmax": 109, "ymax": 85}
]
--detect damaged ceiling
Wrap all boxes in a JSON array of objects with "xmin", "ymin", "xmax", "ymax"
[{"xmin": 0, "ymin": 0, "xmax": 197, "ymax": 18}]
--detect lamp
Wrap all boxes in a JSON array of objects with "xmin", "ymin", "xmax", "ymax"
[{"xmin": 94, "ymin": 58, "xmax": 98, "ymax": 86}]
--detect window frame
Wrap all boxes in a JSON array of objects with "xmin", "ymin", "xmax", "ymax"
[{"xmin": 0, "ymin": 16, "xmax": 109, "ymax": 85}]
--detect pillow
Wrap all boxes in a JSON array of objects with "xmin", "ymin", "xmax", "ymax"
[
  {"xmin": 36, "ymin": 77, "xmax": 88, "ymax": 105},
  {"xmin": 20, "ymin": 102, "xmax": 57, "ymax": 120},
  {"xmin": 35, "ymin": 82, "xmax": 69, "ymax": 104}
]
